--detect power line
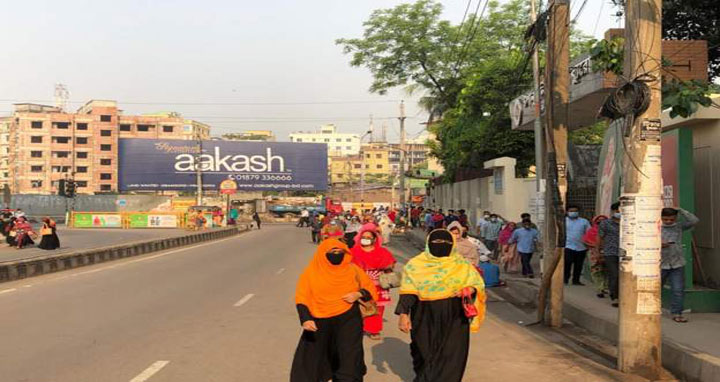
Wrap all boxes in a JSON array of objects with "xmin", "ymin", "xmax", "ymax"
[
  {"xmin": 0, "ymin": 99, "xmax": 402, "ymax": 106},
  {"xmin": 452, "ymin": 0, "xmax": 491, "ymax": 77}
]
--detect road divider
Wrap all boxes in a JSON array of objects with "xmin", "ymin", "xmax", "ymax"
[{"xmin": 0, "ymin": 225, "xmax": 250, "ymax": 283}]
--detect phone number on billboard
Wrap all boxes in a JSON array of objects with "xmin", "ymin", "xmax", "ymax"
[{"xmin": 229, "ymin": 174, "xmax": 294, "ymax": 181}]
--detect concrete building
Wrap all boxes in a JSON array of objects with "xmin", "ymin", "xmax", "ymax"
[
  {"xmin": 289, "ymin": 124, "xmax": 360, "ymax": 156},
  {"xmin": 3, "ymin": 100, "xmax": 211, "ymax": 195},
  {"xmin": 220, "ymin": 130, "xmax": 276, "ymax": 142}
]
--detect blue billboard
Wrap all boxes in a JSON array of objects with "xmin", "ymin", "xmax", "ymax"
[{"xmin": 118, "ymin": 139, "xmax": 328, "ymax": 191}]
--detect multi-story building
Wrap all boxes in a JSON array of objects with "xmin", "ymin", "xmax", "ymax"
[
  {"xmin": 220, "ymin": 130, "xmax": 276, "ymax": 142},
  {"xmin": 289, "ymin": 124, "xmax": 360, "ymax": 156},
  {"xmin": 4, "ymin": 100, "xmax": 211, "ymax": 195},
  {"xmin": 329, "ymin": 143, "xmax": 391, "ymax": 185}
]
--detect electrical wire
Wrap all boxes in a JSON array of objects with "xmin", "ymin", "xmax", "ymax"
[{"xmin": 0, "ymin": 99, "xmax": 402, "ymax": 106}]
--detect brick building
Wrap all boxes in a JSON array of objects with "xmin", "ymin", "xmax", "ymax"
[{"xmin": 2, "ymin": 100, "xmax": 211, "ymax": 195}]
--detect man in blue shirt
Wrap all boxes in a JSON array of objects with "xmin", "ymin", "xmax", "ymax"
[
  {"xmin": 478, "ymin": 254, "xmax": 502, "ymax": 287},
  {"xmin": 565, "ymin": 205, "xmax": 591, "ymax": 285},
  {"xmin": 509, "ymin": 218, "xmax": 539, "ymax": 278}
]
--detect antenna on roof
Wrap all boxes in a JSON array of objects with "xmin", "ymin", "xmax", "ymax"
[
  {"xmin": 54, "ymin": 84, "xmax": 69, "ymax": 112},
  {"xmin": 369, "ymin": 114, "xmax": 374, "ymax": 142}
]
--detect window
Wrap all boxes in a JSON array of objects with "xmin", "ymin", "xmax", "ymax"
[
  {"xmin": 100, "ymin": 115, "xmax": 112, "ymax": 122},
  {"xmin": 336, "ymin": 138, "xmax": 342, "ymax": 142},
  {"xmin": 31, "ymin": 151, "xmax": 43, "ymax": 158},
  {"xmin": 354, "ymin": 164, "xmax": 362, "ymax": 169},
  {"xmin": 31, "ymin": 180, "xmax": 43, "ymax": 188},
  {"xmin": 77, "ymin": 152, "xmax": 88, "ymax": 159},
  {"xmin": 76, "ymin": 137, "xmax": 88, "ymax": 144},
  {"xmin": 346, "ymin": 146, "xmax": 352, "ymax": 150},
  {"xmin": 76, "ymin": 166, "xmax": 88, "ymax": 173},
  {"xmin": 31, "ymin": 121, "xmax": 43, "ymax": 129},
  {"xmin": 311, "ymin": 139, "xmax": 316, "ymax": 142},
  {"xmin": 346, "ymin": 138, "xmax": 352, "ymax": 142},
  {"xmin": 76, "ymin": 181, "xmax": 88, "ymax": 188},
  {"xmin": 494, "ymin": 168, "xmax": 504, "ymax": 195},
  {"xmin": 100, "ymin": 184, "xmax": 112, "ymax": 191},
  {"xmin": 100, "ymin": 173, "xmax": 112, "ymax": 180},
  {"xmin": 3, "ymin": 172, "xmax": 7, "ymax": 178},
  {"xmin": 376, "ymin": 164, "xmax": 383, "ymax": 169},
  {"xmin": 100, "ymin": 144, "xmax": 112, "ymax": 151},
  {"xmin": 30, "ymin": 165, "xmax": 43, "ymax": 172},
  {"xmin": 100, "ymin": 130, "xmax": 112, "ymax": 137},
  {"xmin": 324, "ymin": 139, "xmax": 330, "ymax": 143},
  {"xmin": 53, "ymin": 137, "xmax": 70, "ymax": 144},
  {"xmin": 137, "ymin": 124, "xmax": 153, "ymax": 132},
  {"xmin": 53, "ymin": 122, "xmax": 70, "ymax": 129},
  {"xmin": 337, "ymin": 174, "xmax": 344, "ymax": 178},
  {"xmin": 52, "ymin": 166, "xmax": 71, "ymax": 173},
  {"xmin": 119, "ymin": 124, "xmax": 131, "ymax": 132},
  {"xmin": 162, "ymin": 126, "xmax": 174, "ymax": 133},
  {"xmin": 30, "ymin": 136, "xmax": 43, "ymax": 143},
  {"xmin": 77, "ymin": 123, "xmax": 88, "ymax": 130},
  {"xmin": 53, "ymin": 151, "xmax": 70, "ymax": 158},
  {"xmin": 296, "ymin": 138, "xmax": 303, "ymax": 142},
  {"xmin": 100, "ymin": 159, "xmax": 111, "ymax": 166},
  {"xmin": 376, "ymin": 154, "xmax": 382, "ymax": 159},
  {"xmin": 366, "ymin": 154, "xmax": 371, "ymax": 159}
]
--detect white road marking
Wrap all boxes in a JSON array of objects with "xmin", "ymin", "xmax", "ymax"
[
  {"xmin": 276, "ymin": 268, "xmax": 285, "ymax": 275},
  {"xmin": 233, "ymin": 293, "xmax": 255, "ymax": 307},
  {"xmin": 0, "ymin": 288, "xmax": 17, "ymax": 295},
  {"xmin": 23, "ymin": 284, "xmax": 32, "ymax": 288},
  {"xmin": 129, "ymin": 360, "xmax": 170, "ymax": 382}
]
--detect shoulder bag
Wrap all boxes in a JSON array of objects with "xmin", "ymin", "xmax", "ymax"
[
  {"xmin": 354, "ymin": 268, "xmax": 378, "ymax": 318},
  {"xmin": 379, "ymin": 268, "xmax": 402, "ymax": 289}
]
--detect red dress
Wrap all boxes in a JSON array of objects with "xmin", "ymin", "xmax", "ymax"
[{"xmin": 351, "ymin": 225, "xmax": 396, "ymax": 335}]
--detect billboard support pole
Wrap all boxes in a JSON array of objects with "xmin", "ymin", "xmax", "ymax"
[{"xmin": 194, "ymin": 129, "xmax": 203, "ymax": 205}]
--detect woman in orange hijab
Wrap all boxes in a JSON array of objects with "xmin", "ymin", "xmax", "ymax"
[{"xmin": 291, "ymin": 238, "xmax": 378, "ymax": 382}]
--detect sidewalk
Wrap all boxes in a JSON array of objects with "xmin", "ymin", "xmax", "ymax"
[{"xmin": 405, "ymin": 228, "xmax": 720, "ymax": 382}]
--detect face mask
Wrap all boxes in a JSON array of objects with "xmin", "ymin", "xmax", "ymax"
[
  {"xmin": 568, "ymin": 212, "xmax": 579, "ymax": 218},
  {"xmin": 663, "ymin": 222, "xmax": 677, "ymax": 227},
  {"xmin": 326, "ymin": 251, "xmax": 345, "ymax": 265},
  {"xmin": 491, "ymin": 218, "xmax": 497, "ymax": 222},
  {"xmin": 427, "ymin": 230, "xmax": 454, "ymax": 257},
  {"xmin": 360, "ymin": 238, "xmax": 373, "ymax": 246},
  {"xmin": 484, "ymin": 215, "xmax": 490, "ymax": 219},
  {"xmin": 613, "ymin": 212, "xmax": 621, "ymax": 219}
]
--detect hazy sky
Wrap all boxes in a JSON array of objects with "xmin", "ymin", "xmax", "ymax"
[{"xmin": 0, "ymin": 0, "xmax": 622, "ymax": 142}]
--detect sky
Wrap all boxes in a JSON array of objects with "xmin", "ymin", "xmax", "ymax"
[{"xmin": 0, "ymin": 0, "xmax": 622, "ymax": 142}]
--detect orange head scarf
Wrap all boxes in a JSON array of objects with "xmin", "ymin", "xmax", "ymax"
[{"xmin": 295, "ymin": 238, "xmax": 378, "ymax": 319}]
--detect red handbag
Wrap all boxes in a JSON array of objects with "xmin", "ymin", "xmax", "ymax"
[{"xmin": 461, "ymin": 287, "xmax": 478, "ymax": 319}]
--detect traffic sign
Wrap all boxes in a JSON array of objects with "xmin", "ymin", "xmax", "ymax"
[{"xmin": 219, "ymin": 179, "xmax": 238, "ymax": 195}]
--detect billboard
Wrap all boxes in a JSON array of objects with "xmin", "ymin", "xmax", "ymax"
[{"xmin": 119, "ymin": 139, "xmax": 328, "ymax": 191}]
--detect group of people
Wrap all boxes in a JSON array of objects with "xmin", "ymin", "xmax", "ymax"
[
  {"xmin": 302, "ymin": 207, "xmax": 396, "ymax": 247},
  {"xmin": 291, "ymin": 225, "xmax": 486, "ymax": 382},
  {"xmin": 0, "ymin": 210, "xmax": 60, "ymax": 250}
]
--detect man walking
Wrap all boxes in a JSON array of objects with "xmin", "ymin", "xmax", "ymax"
[
  {"xmin": 297, "ymin": 208, "xmax": 310, "ymax": 227},
  {"xmin": 509, "ymin": 218, "xmax": 539, "ymax": 278},
  {"xmin": 481, "ymin": 213, "xmax": 504, "ymax": 259},
  {"xmin": 661, "ymin": 207, "xmax": 699, "ymax": 323},
  {"xmin": 564, "ymin": 205, "xmax": 591, "ymax": 285},
  {"xmin": 475, "ymin": 210, "xmax": 490, "ymax": 237},
  {"xmin": 598, "ymin": 202, "xmax": 621, "ymax": 307}
]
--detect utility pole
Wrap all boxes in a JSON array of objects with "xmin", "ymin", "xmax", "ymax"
[
  {"xmin": 398, "ymin": 100, "xmax": 407, "ymax": 210},
  {"xmin": 194, "ymin": 125, "xmax": 203, "ymax": 206},
  {"xmin": 531, "ymin": 0, "xmax": 547, "ymax": 276},
  {"xmin": 617, "ymin": 0, "xmax": 664, "ymax": 378},
  {"xmin": 537, "ymin": 0, "xmax": 569, "ymax": 328}
]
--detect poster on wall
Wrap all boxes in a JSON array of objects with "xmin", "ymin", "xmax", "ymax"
[
  {"xmin": 118, "ymin": 139, "xmax": 328, "ymax": 192},
  {"xmin": 74, "ymin": 213, "xmax": 122, "ymax": 228},
  {"xmin": 128, "ymin": 213, "xmax": 180, "ymax": 228}
]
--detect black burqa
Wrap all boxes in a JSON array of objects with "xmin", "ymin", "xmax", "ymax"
[{"xmin": 395, "ymin": 229, "xmax": 472, "ymax": 382}]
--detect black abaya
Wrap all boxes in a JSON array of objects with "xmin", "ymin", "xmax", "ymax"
[
  {"xmin": 38, "ymin": 226, "xmax": 60, "ymax": 250},
  {"xmin": 290, "ymin": 304, "xmax": 366, "ymax": 382},
  {"xmin": 395, "ymin": 294, "xmax": 470, "ymax": 382}
]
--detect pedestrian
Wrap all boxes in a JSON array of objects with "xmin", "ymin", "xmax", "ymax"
[
  {"xmin": 321, "ymin": 221, "xmax": 344, "ymax": 242},
  {"xmin": 584, "ymin": 214, "xmax": 609, "ymax": 299},
  {"xmin": 498, "ymin": 221, "xmax": 521, "ymax": 273},
  {"xmin": 661, "ymin": 207, "xmax": 699, "ymax": 323},
  {"xmin": 310, "ymin": 215, "xmax": 322, "ymax": 244},
  {"xmin": 475, "ymin": 210, "xmax": 491, "ymax": 238},
  {"xmin": 564, "ymin": 205, "xmax": 591, "ymax": 285},
  {"xmin": 448, "ymin": 221, "xmax": 481, "ymax": 266},
  {"xmin": 5, "ymin": 217, "xmax": 16, "ymax": 246},
  {"xmin": 212, "ymin": 207, "xmax": 223, "ymax": 227},
  {"xmin": 481, "ymin": 213, "xmax": 504, "ymax": 259},
  {"xmin": 598, "ymin": 203, "xmax": 621, "ymax": 306},
  {"xmin": 431, "ymin": 210, "xmax": 445, "ymax": 230},
  {"xmin": 38, "ymin": 217, "xmax": 60, "ymax": 250},
  {"xmin": 344, "ymin": 216, "xmax": 362, "ymax": 248},
  {"xmin": 228, "ymin": 206, "xmax": 239, "ymax": 225},
  {"xmin": 424, "ymin": 209, "xmax": 434, "ymax": 233},
  {"xmin": 520, "ymin": 213, "xmax": 538, "ymax": 229},
  {"xmin": 14, "ymin": 216, "xmax": 35, "ymax": 249},
  {"xmin": 194, "ymin": 209, "xmax": 206, "ymax": 231},
  {"xmin": 458, "ymin": 209, "xmax": 469, "ymax": 228},
  {"xmin": 396, "ymin": 229, "xmax": 486, "ymax": 382},
  {"xmin": 290, "ymin": 238, "xmax": 378, "ymax": 382},
  {"xmin": 351, "ymin": 224, "xmax": 396, "ymax": 340},
  {"xmin": 444, "ymin": 209, "xmax": 459, "ymax": 227},
  {"xmin": 13, "ymin": 209, "xmax": 26, "ymax": 219},
  {"xmin": 478, "ymin": 254, "xmax": 503, "ymax": 287},
  {"xmin": 509, "ymin": 218, "xmax": 539, "ymax": 278},
  {"xmin": 252, "ymin": 211, "xmax": 262, "ymax": 230},
  {"xmin": 297, "ymin": 208, "xmax": 310, "ymax": 227}
]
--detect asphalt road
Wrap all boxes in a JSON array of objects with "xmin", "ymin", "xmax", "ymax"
[{"xmin": 0, "ymin": 225, "xmax": 643, "ymax": 382}]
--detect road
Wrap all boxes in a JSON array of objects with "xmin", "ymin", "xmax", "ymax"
[{"xmin": 0, "ymin": 225, "xmax": 643, "ymax": 382}]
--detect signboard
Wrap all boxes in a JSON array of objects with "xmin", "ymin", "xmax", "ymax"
[
  {"xmin": 128, "ymin": 213, "xmax": 180, "ymax": 228},
  {"xmin": 116, "ymin": 199, "xmax": 127, "ymax": 207},
  {"xmin": 74, "ymin": 213, "xmax": 122, "ymax": 228},
  {"xmin": 171, "ymin": 198, "xmax": 196, "ymax": 212},
  {"xmin": 220, "ymin": 179, "xmax": 238, "ymax": 195},
  {"xmin": 118, "ymin": 139, "xmax": 328, "ymax": 191}
]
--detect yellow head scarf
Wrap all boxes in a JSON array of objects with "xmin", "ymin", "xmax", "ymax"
[{"xmin": 399, "ymin": 229, "xmax": 486, "ymax": 332}]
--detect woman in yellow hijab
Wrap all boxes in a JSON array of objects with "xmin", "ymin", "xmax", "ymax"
[
  {"xmin": 291, "ymin": 238, "xmax": 378, "ymax": 382},
  {"xmin": 395, "ymin": 229, "xmax": 486, "ymax": 382}
]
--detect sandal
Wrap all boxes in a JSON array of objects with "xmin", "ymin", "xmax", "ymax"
[
  {"xmin": 672, "ymin": 315, "xmax": 688, "ymax": 323},
  {"xmin": 368, "ymin": 333, "xmax": 382, "ymax": 340}
]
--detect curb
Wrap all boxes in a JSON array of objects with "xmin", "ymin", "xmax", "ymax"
[
  {"xmin": 0, "ymin": 225, "xmax": 249, "ymax": 283},
  {"xmin": 404, "ymin": 229, "xmax": 720, "ymax": 382}
]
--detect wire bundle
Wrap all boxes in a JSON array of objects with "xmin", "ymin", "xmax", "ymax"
[{"xmin": 599, "ymin": 75, "xmax": 653, "ymax": 120}]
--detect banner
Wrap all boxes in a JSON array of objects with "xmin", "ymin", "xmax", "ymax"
[
  {"xmin": 74, "ymin": 213, "xmax": 122, "ymax": 228},
  {"xmin": 118, "ymin": 139, "xmax": 328, "ymax": 191},
  {"xmin": 128, "ymin": 213, "xmax": 180, "ymax": 228}
]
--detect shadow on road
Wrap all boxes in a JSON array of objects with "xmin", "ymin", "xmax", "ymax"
[{"xmin": 369, "ymin": 336, "xmax": 414, "ymax": 382}]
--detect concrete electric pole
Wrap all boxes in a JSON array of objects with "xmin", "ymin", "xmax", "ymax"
[
  {"xmin": 537, "ymin": 0, "xmax": 569, "ymax": 328},
  {"xmin": 195, "ymin": 126, "xmax": 204, "ymax": 206},
  {"xmin": 398, "ymin": 100, "xmax": 407, "ymax": 209},
  {"xmin": 617, "ymin": 0, "xmax": 666, "ymax": 379}
]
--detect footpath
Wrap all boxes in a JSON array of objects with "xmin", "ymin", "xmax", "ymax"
[
  {"xmin": 405, "ymin": 228, "xmax": 720, "ymax": 382},
  {"xmin": 0, "ymin": 226, "xmax": 249, "ymax": 283}
]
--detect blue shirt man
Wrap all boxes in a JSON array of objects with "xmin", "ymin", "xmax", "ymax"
[
  {"xmin": 478, "ymin": 255, "xmax": 501, "ymax": 287},
  {"xmin": 509, "ymin": 221, "xmax": 539, "ymax": 277},
  {"xmin": 564, "ymin": 206, "xmax": 591, "ymax": 285}
]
